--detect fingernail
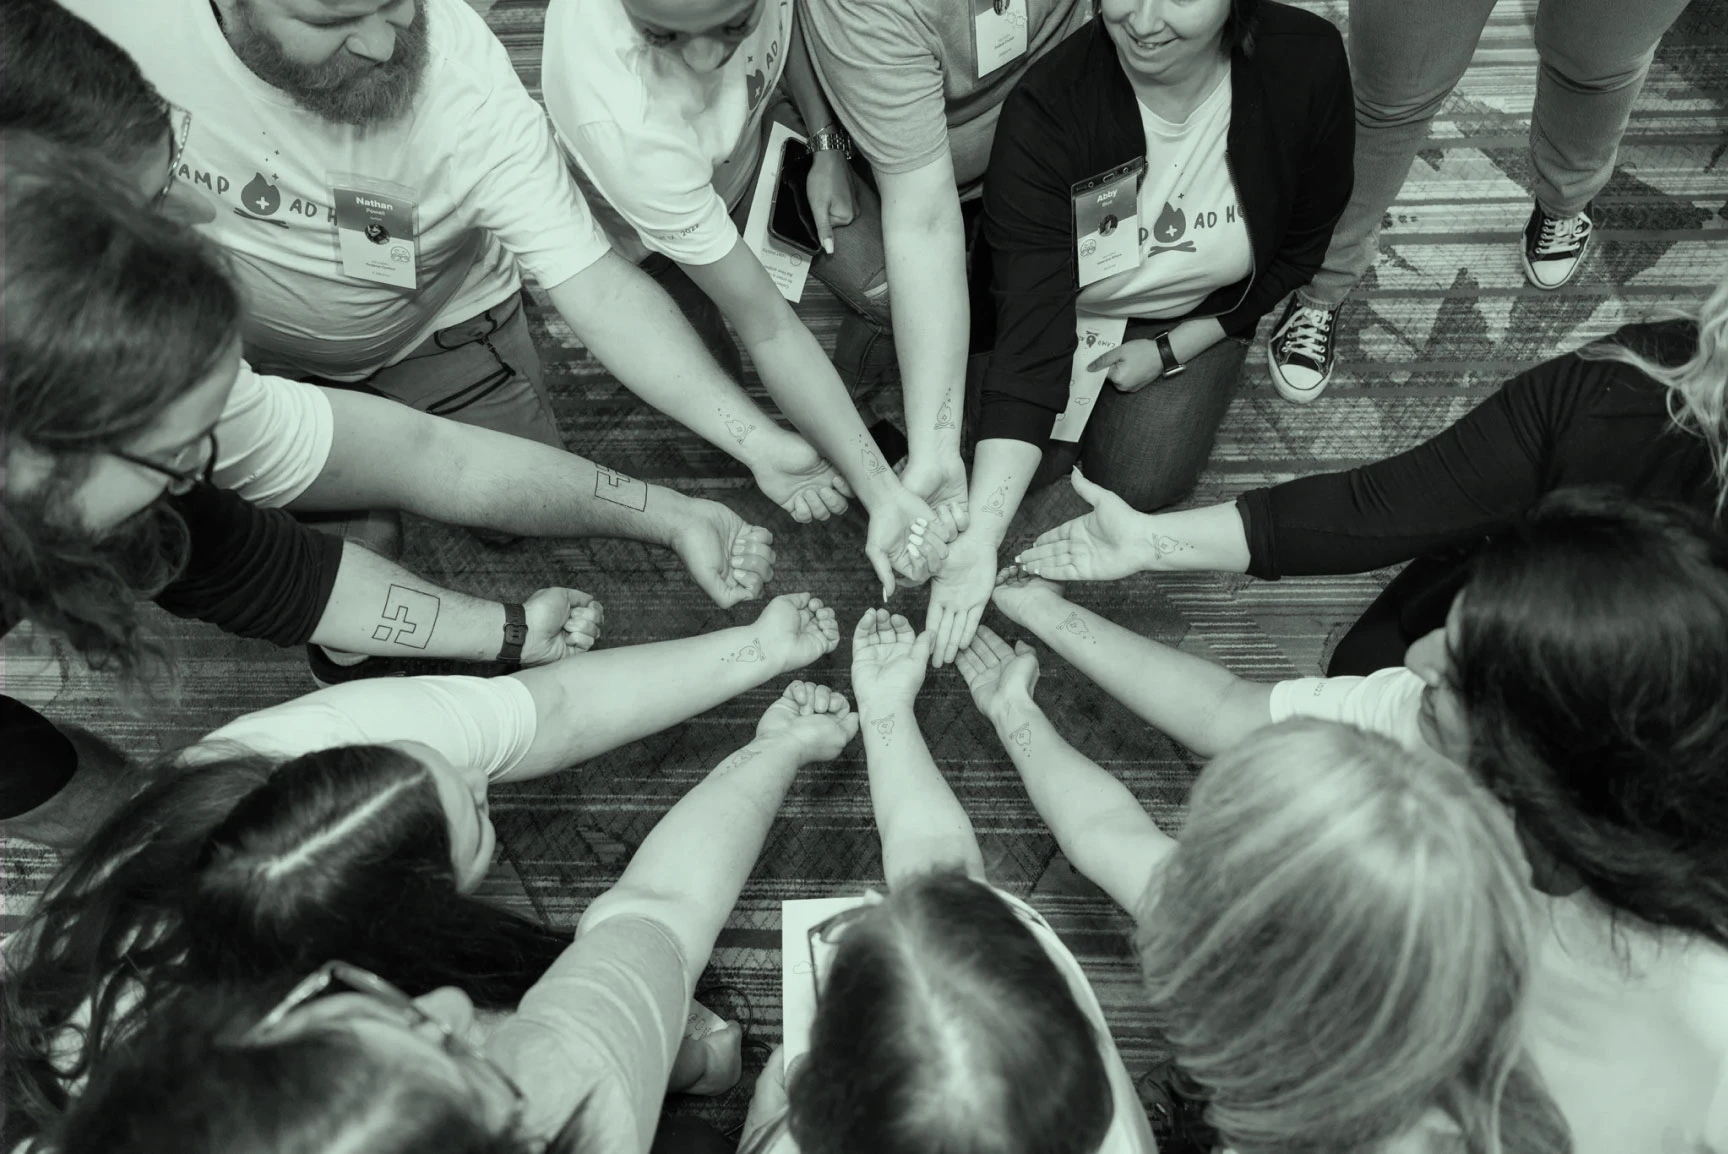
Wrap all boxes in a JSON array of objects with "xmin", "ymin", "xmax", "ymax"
[{"xmin": 823, "ymin": 238, "xmax": 834, "ymax": 254}]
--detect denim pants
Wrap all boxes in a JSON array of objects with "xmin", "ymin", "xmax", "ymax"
[
  {"xmin": 1301, "ymin": 0, "xmax": 1691, "ymax": 306},
  {"xmin": 642, "ymin": 102, "xmax": 895, "ymax": 397},
  {"xmin": 257, "ymin": 290, "xmax": 564, "ymax": 450},
  {"xmin": 1030, "ymin": 333, "xmax": 1249, "ymax": 513}
]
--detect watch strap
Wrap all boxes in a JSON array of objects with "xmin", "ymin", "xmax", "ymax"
[
  {"xmin": 1155, "ymin": 332, "xmax": 1187, "ymax": 378},
  {"xmin": 498, "ymin": 602, "xmax": 528, "ymax": 664},
  {"xmin": 809, "ymin": 125, "xmax": 853, "ymax": 158}
]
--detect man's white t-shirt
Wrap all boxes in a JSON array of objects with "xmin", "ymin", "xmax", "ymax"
[
  {"xmin": 1271, "ymin": 667, "xmax": 1728, "ymax": 1152},
  {"xmin": 65, "ymin": 0, "xmax": 612, "ymax": 381},
  {"xmin": 183, "ymin": 675, "xmax": 540, "ymax": 782},
  {"xmin": 212, "ymin": 361, "xmax": 334, "ymax": 508},
  {"xmin": 1267, "ymin": 666, "xmax": 1428, "ymax": 753},
  {"xmin": 542, "ymin": 0, "xmax": 792, "ymax": 267},
  {"xmin": 1078, "ymin": 72, "xmax": 1251, "ymax": 322}
]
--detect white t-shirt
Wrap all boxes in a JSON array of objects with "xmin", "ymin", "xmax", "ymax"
[
  {"xmin": 1078, "ymin": 71, "xmax": 1251, "ymax": 321},
  {"xmin": 65, "ymin": 0, "xmax": 612, "ymax": 381},
  {"xmin": 183, "ymin": 675, "xmax": 539, "ymax": 782},
  {"xmin": 211, "ymin": 360, "xmax": 334, "ymax": 508},
  {"xmin": 542, "ymin": 0, "xmax": 793, "ymax": 266},
  {"xmin": 1267, "ymin": 667, "xmax": 1429, "ymax": 754},
  {"xmin": 1525, "ymin": 893, "xmax": 1728, "ymax": 1154}
]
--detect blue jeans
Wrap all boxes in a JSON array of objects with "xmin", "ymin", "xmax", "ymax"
[
  {"xmin": 1028, "ymin": 332, "xmax": 1249, "ymax": 512},
  {"xmin": 1302, "ymin": 0, "xmax": 1692, "ymax": 306}
]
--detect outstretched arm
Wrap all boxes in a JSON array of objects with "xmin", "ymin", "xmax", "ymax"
[
  {"xmin": 502, "ymin": 593, "xmax": 841, "ymax": 780},
  {"xmin": 991, "ymin": 575, "xmax": 1272, "ymax": 759},
  {"xmin": 581, "ymin": 680, "xmax": 860, "ymax": 985},
  {"xmin": 957, "ymin": 627, "xmax": 1173, "ymax": 910},
  {"xmin": 1015, "ymin": 471, "xmax": 1251, "ymax": 582},
  {"xmin": 543, "ymin": 251, "xmax": 850, "ymax": 522},
  {"xmin": 849, "ymin": 609, "xmax": 985, "ymax": 885}
]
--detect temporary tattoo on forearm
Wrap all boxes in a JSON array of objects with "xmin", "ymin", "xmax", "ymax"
[
  {"xmin": 717, "ymin": 746, "xmax": 762, "ymax": 773},
  {"xmin": 981, "ymin": 476, "xmax": 1015, "ymax": 518},
  {"xmin": 1006, "ymin": 723, "xmax": 1032, "ymax": 754},
  {"xmin": 719, "ymin": 406, "xmax": 757, "ymax": 447},
  {"xmin": 1151, "ymin": 534, "xmax": 1195, "ymax": 559},
  {"xmin": 869, "ymin": 714, "xmax": 897, "ymax": 743},
  {"xmin": 1057, "ymin": 611, "xmax": 1097, "ymax": 644},
  {"xmin": 858, "ymin": 435, "xmax": 887, "ymax": 478},
  {"xmin": 722, "ymin": 638, "xmax": 767, "ymax": 664},
  {"xmin": 374, "ymin": 584, "xmax": 440, "ymax": 648},
  {"xmin": 594, "ymin": 466, "xmax": 649, "ymax": 511},
  {"xmin": 934, "ymin": 392, "xmax": 957, "ymax": 431}
]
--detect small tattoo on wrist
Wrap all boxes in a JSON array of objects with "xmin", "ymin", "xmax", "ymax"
[
  {"xmin": 594, "ymin": 466, "xmax": 649, "ymax": 511},
  {"xmin": 934, "ymin": 393, "xmax": 957, "ymax": 431},
  {"xmin": 1151, "ymin": 534, "xmax": 1194, "ymax": 558},
  {"xmin": 1007, "ymin": 723, "xmax": 1032, "ymax": 753},
  {"xmin": 859, "ymin": 435, "xmax": 887, "ymax": 477},
  {"xmin": 724, "ymin": 638, "xmax": 767, "ymax": 663},
  {"xmin": 720, "ymin": 747, "xmax": 762, "ymax": 772},
  {"xmin": 719, "ymin": 406, "xmax": 757, "ymax": 447},
  {"xmin": 1058, "ymin": 611, "xmax": 1096, "ymax": 644},
  {"xmin": 981, "ymin": 478, "xmax": 1013, "ymax": 518},
  {"xmin": 869, "ymin": 714, "xmax": 897, "ymax": 743}
]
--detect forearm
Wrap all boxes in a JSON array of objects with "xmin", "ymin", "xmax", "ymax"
[
  {"xmin": 1008, "ymin": 592, "xmax": 1271, "ymax": 757},
  {"xmin": 1166, "ymin": 316, "xmax": 1227, "ymax": 364},
  {"xmin": 309, "ymin": 542, "xmax": 506, "ymax": 660},
  {"xmin": 506, "ymin": 623, "xmax": 791, "ymax": 778},
  {"xmin": 545, "ymin": 254, "xmax": 788, "ymax": 472},
  {"xmin": 783, "ymin": 16, "xmax": 836, "ymax": 135},
  {"xmin": 989, "ymin": 696, "xmax": 1171, "ymax": 909},
  {"xmin": 596, "ymin": 734, "xmax": 804, "ymax": 984},
  {"xmin": 966, "ymin": 438, "xmax": 1041, "ymax": 546},
  {"xmin": 297, "ymin": 392, "xmax": 694, "ymax": 545},
  {"xmin": 1119, "ymin": 502, "xmax": 1252, "ymax": 575},
  {"xmin": 881, "ymin": 181, "xmax": 968, "ymax": 462},
  {"xmin": 856, "ymin": 697, "xmax": 984, "ymax": 885}
]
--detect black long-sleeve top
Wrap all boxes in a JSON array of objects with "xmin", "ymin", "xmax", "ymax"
[
  {"xmin": 976, "ymin": 3, "xmax": 1355, "ymax": 445},
  {"xmin": 1236, "ymin": 321, "xmax": 1715, "ymax": 579}
]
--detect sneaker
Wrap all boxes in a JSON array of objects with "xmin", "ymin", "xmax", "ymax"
[
  {"xmin": 1267, "ymin": 298, "xmax": 1338, "ymax": 404},
  {"xmin": 1521, "ymin": 203, "xmax": 1593, "ymax": 289},
  {"xmin": 305, "ymin": 645, "xmax": 517, "ymax": 689}
]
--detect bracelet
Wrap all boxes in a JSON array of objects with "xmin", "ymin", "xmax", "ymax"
[
  {"xmin": 809, "ymin": 124, "xmax": 852, "ymax": 159},
  {"xmin": 498, "ymin": 602, "xmax": 528, "ymax": 664}
]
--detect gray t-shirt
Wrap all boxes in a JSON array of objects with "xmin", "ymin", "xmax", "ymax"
[{"xmin": 801, "ymin": 0, "xmax": 1090, "ymax": 187}]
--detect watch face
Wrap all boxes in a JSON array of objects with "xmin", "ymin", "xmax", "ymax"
[{"xmin": 503, "ymin": 625, "xmax": 529, "ymax": 644}]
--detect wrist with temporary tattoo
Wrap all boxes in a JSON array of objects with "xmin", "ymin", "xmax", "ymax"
[{"xmin": 990, "ymin": 696, "xmax": 1041, "ymax": 747}]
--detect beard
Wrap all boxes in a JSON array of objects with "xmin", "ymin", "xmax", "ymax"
[{"xmin": 228, "ymin": 0, "xmax": 430, "ymax": 127}]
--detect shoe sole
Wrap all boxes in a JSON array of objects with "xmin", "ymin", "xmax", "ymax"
[{"xmin": 1266, "ymin": 343, "xmax": 1332, "ymax": 406}]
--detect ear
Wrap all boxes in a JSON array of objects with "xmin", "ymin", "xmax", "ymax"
[{"xmin": 1517, "ymin": 824, "xmax": 1586, "ymax": 898}]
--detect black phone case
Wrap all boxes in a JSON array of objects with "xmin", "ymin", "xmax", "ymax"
[{"xmin": 769, "ymin": 139, "xmax": 822, "ymax": 257}]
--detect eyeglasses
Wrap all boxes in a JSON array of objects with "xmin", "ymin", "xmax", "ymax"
[
  {"xmin": 153, "ymin": 105, "xmax": 192, "ymax": 209},
  {"xmin": 111, "ymin": 430, "xmax": 218, "ymax": 495},
  {"xmin": 805, "ymin": 904, "xmax": 875, "ymax": 1000},
  {"xmin": 243, "ymin": 961, "xmax": 528, "ymax": 1137}
]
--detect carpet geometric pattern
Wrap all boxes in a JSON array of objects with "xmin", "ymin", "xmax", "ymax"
[{"xmin": 3, "ymin": 0, "xmax": 1724, "ymax": 1135}]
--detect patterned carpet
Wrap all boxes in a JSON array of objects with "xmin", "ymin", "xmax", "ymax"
[{"xmin": 3, "ymin": 0, "xmax": 1724, "ymax": 1136}]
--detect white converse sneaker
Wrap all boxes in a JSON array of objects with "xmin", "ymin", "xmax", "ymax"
[
  {"xmin": 1267, "ymin": 298, "xmax": 1338, "ymax": 404},
  {"xmin": 1521, "ymin": 204, "xmax": 1593, "ymax": 289}
]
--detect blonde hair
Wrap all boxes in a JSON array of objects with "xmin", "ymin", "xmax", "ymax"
[
  {"xmin": 1135, "ymin": 720, "xmax": 1569, "ymax": 1154},
  {"xmin": 1578, "ymin": 271, "xmax": 1728, "ymax": 511}
]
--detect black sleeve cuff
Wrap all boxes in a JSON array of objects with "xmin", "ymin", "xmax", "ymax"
[{"xmin": 1235, "ymin": 488, "xmax": 1281, "ymax": 580}]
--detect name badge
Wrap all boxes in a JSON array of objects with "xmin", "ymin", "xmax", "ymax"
[
  {"xmin": 333, "ymin": 185, "xmax": 418, "ymax": 290},
  {"xmin": 1050, "ymin": 313, "xmax": 1127, "ymax": 443},
  {"xmin": 972, "ymin": 0, "xmax": 1029, "ymax": 78},
  {"xmin": 1072, "ymin": 159, "xmax": 1145, "ymax": 288}
]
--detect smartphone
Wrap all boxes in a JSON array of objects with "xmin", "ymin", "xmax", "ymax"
[{"xmin": 768, "ymin": 139, "xmax": 822, "ymax": 257}]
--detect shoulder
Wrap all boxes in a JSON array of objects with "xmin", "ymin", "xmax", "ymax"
[
  {"xmin": 1248, "ymin": 2, "xmax": 1346, "ymax": 52},
  {"xmin": 1240, "ymin": 3, "xmax": 1348, "ymax": 92},
  {"xmin": 1604, "ymin": 318, "xmax": 1700, "ymax": 368},
  {"xmin": 1014, "ymin": 19, "xmax": 1113, "ymax": 107},
  {"xmin": 421, "ymin": 0, "xmax": 522, "ymax": 102}
]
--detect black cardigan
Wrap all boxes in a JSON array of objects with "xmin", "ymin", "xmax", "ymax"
[{"xmin": 977, "ymin": 4, "xmax": 1354, "ymax": 444}]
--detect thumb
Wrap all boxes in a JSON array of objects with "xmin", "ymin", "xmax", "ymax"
[
  {"xmin": 1070, "ymin": 467, "xmax": 1106, "ymax": 508},
  {"xmin": 565, "ymin": 587, "xmax": 596, "ymax": 608},
  {"xmin": 816, "ymin": 211, "xmax": 835, "ymax": 256},
  {"xmin": 866, "ymin": 544, "xmax": 896, "ymax": 602},
  {"xmin": 1014, "ymin": 641, "xmax": 1035, "ymax": 656},
  {"xmin": 1086, "ymin": 348, "xmax": 1121, "ymax": 373}
]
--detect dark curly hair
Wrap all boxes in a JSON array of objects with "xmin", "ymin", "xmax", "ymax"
[{"xmin": 1456, "ymin": 488, "xmax": 1728, "ymax": 949}]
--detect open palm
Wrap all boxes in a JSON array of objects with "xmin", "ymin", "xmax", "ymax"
[{"xmin": 1014, "ymin": 469, "xmax": 1146, "ymax": 582}]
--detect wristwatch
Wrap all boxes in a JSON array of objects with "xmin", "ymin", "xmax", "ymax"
[
  {"xmin": 498, "ymin": 603, "xmax": 528, "ymax": 664},
  {"xmin": 809, "ymin": 124, "xmax": 853, "ymax": 159},
  {"xmin": 1155, "ymin": 331, "xmax": 1187, "ymax": 379}
]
